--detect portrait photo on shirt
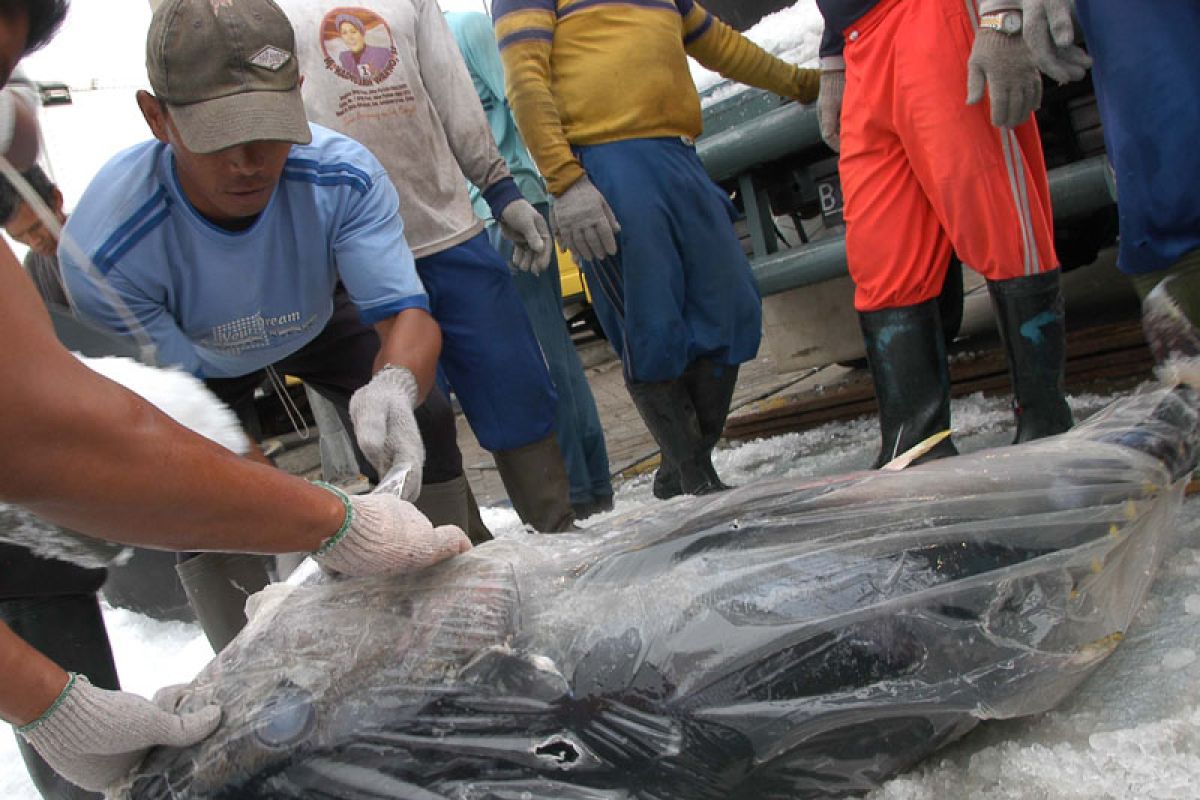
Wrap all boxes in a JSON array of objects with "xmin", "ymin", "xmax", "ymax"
[{"xmin": 320, "ymin": 7, "xmax": 398, "ymax": 84}]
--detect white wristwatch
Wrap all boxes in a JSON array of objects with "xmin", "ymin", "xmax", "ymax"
[{"xmin": 979, "ymin": 10, "xmax": 1023, "ymax": 34}]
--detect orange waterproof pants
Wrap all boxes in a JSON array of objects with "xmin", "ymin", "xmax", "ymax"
[{"xmin": 838, "ymin": 0, "xmax": 1058, "ymax": 312}]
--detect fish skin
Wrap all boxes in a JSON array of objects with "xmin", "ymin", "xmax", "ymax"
[{"xmin": 123, "ymin": 298, "xmax": 1200, "ymax": 799}]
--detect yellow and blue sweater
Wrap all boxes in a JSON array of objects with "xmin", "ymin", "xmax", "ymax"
[{"xmin": 493, "ymin": 0, "xmax": 819, "ymax": 195}]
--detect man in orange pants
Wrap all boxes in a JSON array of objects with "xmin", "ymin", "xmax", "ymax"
[{"xmin": 816, "ymin": 0, "xmax": 1073, "ymax": 466}]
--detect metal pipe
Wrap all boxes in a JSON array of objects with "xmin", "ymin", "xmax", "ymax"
[
  {"xmin": 697, "ymin": 102, "xmax": 821, "ymax": 182},
  {"xmin": 751, "ymin": 155, "xmax": 1115, "ymax": 296}
]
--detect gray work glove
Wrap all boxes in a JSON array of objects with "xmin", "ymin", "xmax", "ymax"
[
  {"xmin": 817, "ymin": 69, "xmax": 846, "ymax": 153},
  {"xmin": 312, "ymin": 486, "xmax": 472, "ymax": 577},
  {"xmin": 19, "ymin": 674, "xmax": 221, "ymax": 792},
  {"xmin": 967, "ymin": 25, "xmax": 1044, "ymax": 128},
  {"xmin": 1022, "ymin": 0, "xmax": 1092, "ymax": 85},
  {"xmin": 550, "ymin": 175, "xmax": 621, "ymax": 265},
  {"xmin": 349, "ymin": 365, "xmax": 423, "ymax": 501},
  {"xmin": 499, "ymin": 199, "xmax": 553, "ymax": 275}
]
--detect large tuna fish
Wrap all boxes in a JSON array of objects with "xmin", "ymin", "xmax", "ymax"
[{"xmin": 120, "ymin": 291, "xmax": 1200, "ymax": 799}]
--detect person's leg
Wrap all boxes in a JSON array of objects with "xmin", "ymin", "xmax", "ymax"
[
  {"xmin": 987, "ymin": 270, "xmax": 1073, "ymax": 442},
  {"xmin": 578, "ymin": 139, "xmax": 759, "ymax": 496},
  {"xmin": 186, "ymin": 370, "xmax": 274, "ymax": 652},
  {"xmin": 1076, "ymin": 1, "xmax": 1200, "ymax": 283},
  {"xmin": 858, "ymin": 301, "xmax": 959, "ymax": 467},
  {"xmin": 896, "ymin": 0, "xmax": 1067, "ymax": 443},
  {"xmin": 173, "ymin": 552, "xmax": 271, "ymax": 653},
  {"xmin": 837, "ymin": 0, "xmax": 963, "ymax": 466},
  {"xmin": 682, "ymin": 357, "xmax": 738, "ymax": 488},
  {"xmin": 1129, "ymin": 250, "xmax": 1200, "ymax": 329},
  {"xmin": 418, "ymin": 237, "xmax": 574, "ymax": 532},
  {"xmin": 668, "ymin": 145, "xmax": 761, "ymax": 487},
  {"xmin": 0, "ymin": 545, "xmax": 118, "ymax": 800},
  {"xmin": 202, "ymin": 370, "xmax": 268, "ymax": 448},
  {"xmin": 501, "ymin": 206, "xmax": 613, "ymax": 515}
]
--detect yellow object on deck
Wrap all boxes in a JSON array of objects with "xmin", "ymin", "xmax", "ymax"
[{"xmin": 557, "ymin": 245, "xmax": 591, "ymax": 304}]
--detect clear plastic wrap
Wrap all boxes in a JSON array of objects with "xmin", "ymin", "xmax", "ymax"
[{"xmin": 122, "ymin": 382, "xmax": 1200, "ymax": 800}]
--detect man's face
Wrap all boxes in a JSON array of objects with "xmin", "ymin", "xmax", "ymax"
[
  {"xmin": 6, "ymin": 192, "xmax": 64, "ymax": 256},
  {"xmin": 172, "ymin": 135, "xmax": 292, "ymax": 225},
  {"xmin": 138, "ymin": 92, "xmax": 291, "ymax": 226},
  {"xmin": 0, "ymin": 10, "xmax": 29, "ymax": 86}
]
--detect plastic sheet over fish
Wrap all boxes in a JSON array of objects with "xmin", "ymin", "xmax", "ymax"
[{"xmin": 120, "ymin": 380, "xmax": 1200, "ymax": 800}]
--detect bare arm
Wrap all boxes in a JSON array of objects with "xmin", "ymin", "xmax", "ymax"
[
  {"xmin": 0, "ymin": 621, "xmax": 68, "ymax": 726},
  {"xmin": 372, "ymin": 306, "xmax": 442, "ymax": 401},
  {"xmin": 0, "ymin": 243, "xmax": 344, "ymax": 554}
]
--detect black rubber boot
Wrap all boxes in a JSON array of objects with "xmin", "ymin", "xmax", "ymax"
[
  {"xmin": 493, "ymin": 433, "xmax": 577, "ymax": 533},
  {"xmin": 626, "ymin": 377, "xmax": 724, "ymax": 497},
  {"xmin": 859, "ymin": 300, "xmax": 960, "ymax": 469},
  {"xmin": 1142, "ymin": 274, "xmax": 1200, "ymax": 363},
  {"xmin": 988, "ymin": 270, "xmax": 1074, "ymax": 443},
  {"xmin": 1131, "ymin": 249, "xmax": 1200, "ymax": 363},
  {"xmin": 175, "ymin": 552, "xmax": 272, "ymax": 653},
  {"xmin": 682, "ymin": 358, "xmax": 739, "ymax": 490},
  {"xmin": 414, "ymin": 474, "xmax": 494, "ymax": 545}
]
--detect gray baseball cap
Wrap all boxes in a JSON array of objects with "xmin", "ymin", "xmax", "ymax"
[{"xmin": 146, "ymin": 0, "xmax": 311, "ymax": 154}]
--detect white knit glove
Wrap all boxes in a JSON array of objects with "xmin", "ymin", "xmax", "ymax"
[
  {"xmin": 550, "ymin": 175, "xmax": 621, "ymax": 265},
  {"xmin": 1022, "ymin": 0, "xmax": 1092, "ymax": 84},
  {"xmin": 499, "ymin": 199, "xmax": 553, "ymax": 275},
  {"xmin": 19, "ymin": 674, "xmax": 221, "ymax": 792},
  {"xmin": 311, "ymin": 485, "xmax": 471, "ymax": 576},
  {"xmin": 349, "ymin": 365, "xmax": 423, "ymax": 501}
]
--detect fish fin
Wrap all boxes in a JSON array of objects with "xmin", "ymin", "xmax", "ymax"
[{"xmin": 461, "ymin": 645, "xmax": 570, "ymax": 702}]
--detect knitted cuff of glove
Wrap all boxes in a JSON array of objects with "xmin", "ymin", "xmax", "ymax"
[
  {"xmin": 310, "ymin": 494, "xmax": 399, "ymax": 576},
  {"xmin": 18, "ymin": 672, "xmax": 78, "ymax": 734},
  {"xmin": 377, "ymin": 364, "xmax": 419, "ymax": 406},
  {"xmin": 312, "ymin": 481, "xmax": 354, "ymax": 556}
]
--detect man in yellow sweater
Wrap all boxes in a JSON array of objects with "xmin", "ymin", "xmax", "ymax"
[{"xmin": 495, "ymin": 0, "xmax": 819, "ymax": 498}]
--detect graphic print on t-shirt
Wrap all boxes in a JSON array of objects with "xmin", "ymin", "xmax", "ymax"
[
  {"xmin": 199, "ymin": 309, "xmax": 319, "ymax": 357},
  {"xmin": 319, "ymin": 7, "xmax": 416, "ymax": 121}
]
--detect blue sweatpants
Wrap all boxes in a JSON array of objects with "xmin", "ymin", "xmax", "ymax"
[
  {"xmin": 488, "ymin": 208, "xmax": 613, "ymax": 506},
  {"xmin": 574, "ymin": 137, "xmax": 763, "ymax": 383},
  {"xmin": 1076, "ymin": 0, "xmax": 1200, "ymax": 275},
  {"xmin": 417, "ymin": 232, "xmax": 557, "ymax": 452}
]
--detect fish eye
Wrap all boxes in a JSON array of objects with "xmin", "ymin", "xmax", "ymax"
[{"xmin": 255, "ymin": 686, "xmax": 317, "ymax": 749}]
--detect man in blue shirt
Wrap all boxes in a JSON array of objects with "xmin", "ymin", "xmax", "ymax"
[{"xmin": 61, "ymin": 0, "xmax": 486, "ymax": 650}]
